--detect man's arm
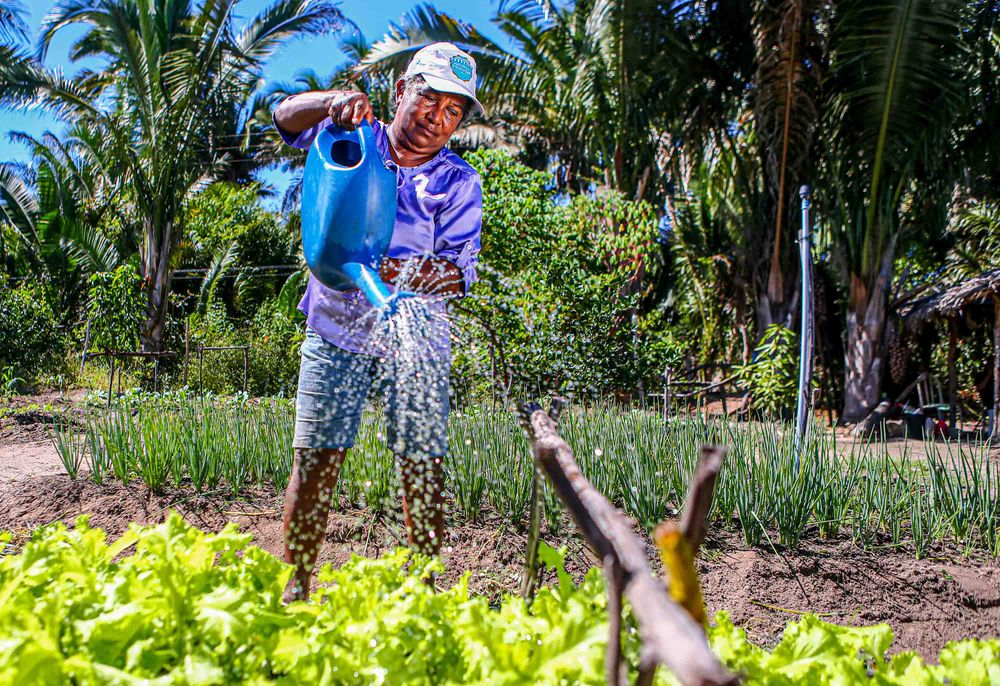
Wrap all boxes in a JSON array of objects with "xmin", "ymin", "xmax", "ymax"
[
  {"xmin": 380, "ymin": 257, "xmax": 464, "ymax": 298},
  {"xmin": 273, "ymin": 90, "xmax": 374, "ymax": 135}
]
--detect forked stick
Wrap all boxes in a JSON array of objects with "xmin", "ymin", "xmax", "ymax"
[{"xmin": 518, "ymin": 403, "xmax": 736, "ymax": 686}]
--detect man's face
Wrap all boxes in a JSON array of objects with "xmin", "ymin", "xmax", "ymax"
[{"xmin": 392, "ymin": 79, "xmax": 467, "ymax": 155}]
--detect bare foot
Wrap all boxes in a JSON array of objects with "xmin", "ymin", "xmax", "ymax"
[{"xmin": 282, "ymin": 575, "xmax": 309, "ymax": 605}]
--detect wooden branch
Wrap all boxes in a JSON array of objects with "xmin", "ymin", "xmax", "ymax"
[
  {"xmin": 654, "ymin": 447, "xmax": 725, "ymax": 629},
  {"xmin": 518, "ymin": 404, "xmax": 736, "ymax": 686},
  {"xmin": 680, "ymin": 447, "xmax": 727, "ymax": 550},
  {"xmin": 635, "ymin": 661, "xmax": 656, "ymax": 686},
  {"xmin": 604, "ymin": 556, "xmax": 627, "ymax": 686},
  {"xmin": 520, "ymin": 474, "xmax": 542, "ymax": 600},
  {"xmin": 521, "ymin": 397, "xmax": 568, "ymax": 601}
]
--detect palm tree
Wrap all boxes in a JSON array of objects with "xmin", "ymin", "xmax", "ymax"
[
  {"xmin": 355, "ymin": 2, "xmax": 829, "ymax": 338},
  {"xmin": 0, "ymin": 0, "xmax": 29, "ymax": 273},
  {"xmin": 0, "ymin": 0, "xmax": 345, "ymax": 351},
  {"xmin": 821, "ymin": 0, "xmax": 968, "ymax": 421},
  {"xmin": 0, "ymin": 127, "xmax": 128, "ymax": 315},
  {"xmin": 749, "ymin": 0, "xmax": 826, "ymax": 330},
  {"xmin": 665, "ymin": 122, "xmax": 759, "ymax": 365},
  {"xmin": 354, "ymin": 1, "xmax": 704, "ymax": 203}
]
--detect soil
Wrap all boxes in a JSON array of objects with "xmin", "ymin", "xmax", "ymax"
[{"xmin": 2, "ymin": 398, "xmax": 998, "ymax": 661}]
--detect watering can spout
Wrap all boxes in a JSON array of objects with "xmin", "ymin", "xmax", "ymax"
[
  {"xmin": 301, "ymin": 120, "xmax": 416, "ymax": 312},
  {"xmin": 340, "ymin": 261, "xmax": 415, "ymax": 316}
]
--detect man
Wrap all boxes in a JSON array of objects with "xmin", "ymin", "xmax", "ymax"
[{"xmin": 272, "ymin": 42, "xmax": 484, "ymax": 601}]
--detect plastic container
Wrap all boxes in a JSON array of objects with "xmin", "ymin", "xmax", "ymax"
[{"xmin": 301, "ymin": 120, "xmax": 412, "ymax": 311}]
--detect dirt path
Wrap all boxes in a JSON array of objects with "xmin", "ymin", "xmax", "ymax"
[{"xmin": 0, "ymin": 440, "xmax": 64, "ymax": 484}]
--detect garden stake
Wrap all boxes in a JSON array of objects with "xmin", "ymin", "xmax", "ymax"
[
  {"xmin": 794, "ymin": 184, "xmax": 815, "ymax": 456},
  {"xmin": 520, "ymin": 473, "xmax": 541, "ymax": 600},
  {"xmin": 604, "ymin": 554, "xmax": 627, "ymax": 686}
]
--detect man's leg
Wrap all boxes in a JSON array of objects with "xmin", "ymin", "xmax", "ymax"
[
  {"xmin": 285, "ymin": 328, "xmax": 376, "ymax": 602},
  {"xmin": 396, "ymin": 452, "xmax": 446, "ymax": 555},
  {"xmin": 282, "ymin": 447, "xmax": 346, "ymax": 602}
]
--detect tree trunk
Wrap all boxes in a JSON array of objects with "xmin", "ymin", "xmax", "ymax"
[
  {"xmin": 993, "ymin": 296, "xmax": 999, "ymax": 440},
  {"xmin": 842, "ymin": 239, "xmax": 896, "ymax": 423},
  {"xmin": 751, "ymin": 0, "xmax": 821, "ymax": 336},
  {"xmin": 140, "ymin": 219, "xmax": 173, "ymax": 352}
]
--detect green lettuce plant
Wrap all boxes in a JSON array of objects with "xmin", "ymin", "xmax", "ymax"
[{"xmin": 2, "ymin": 516, "xmax": 998, "ymax": 685}]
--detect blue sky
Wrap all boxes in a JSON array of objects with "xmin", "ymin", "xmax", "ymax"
[{"xmin": 0, "ymin": 0, "xmax": 503, "ymax": 192}]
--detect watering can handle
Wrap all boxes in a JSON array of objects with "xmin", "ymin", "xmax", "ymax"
[{"xmin": 356, "ymin": 119, "xmax": 380, "ymax": 167}]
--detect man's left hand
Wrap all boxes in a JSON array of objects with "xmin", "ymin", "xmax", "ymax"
[{"xmin": 379, "ymin": 257, "xmax": 463, "ymax": 297}]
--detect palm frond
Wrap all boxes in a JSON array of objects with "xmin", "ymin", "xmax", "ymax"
[
  {"xmin": 0, "ymin": 161, "xmax": 39, "ymax": 248},
  {"xmin": 0, "ymin": 0, "xmax": 27, "ymax": 45},
  {"xmin": 276, "ymin": 266, "xmax": 308, "ymax": 318},
  {"xmin": 37, "ymin": 0, "xmax": 104, "ymax": 60},
  {"xmin": 198, "ymin": 241, "xmax": 239, "ymax": 313},
  {"xmin": 357, "ymin": 3, "xmax": 509, "ymax": 83},
  {"xmin": 826, "ymin": 0, "xmax": 966, "ymax": 279},
  {"xmin": 950, "ymin": 201, "xmax": 1000, "ymax": 274},
  {"xmin": 234, "ymin": 0, "xmax": 347, "ymax": 65},
  {"xmin": 61, "ymin": 220, "xmax": 122, "ymax": 273},
  {"xmin": 0, "ymin": 53, "xmax": 104, "ymax": 121}
]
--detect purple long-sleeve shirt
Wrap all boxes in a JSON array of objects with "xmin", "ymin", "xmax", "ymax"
[{"xmin": 276, "ymin": 116, "xmax": 482, "ymax": 354}]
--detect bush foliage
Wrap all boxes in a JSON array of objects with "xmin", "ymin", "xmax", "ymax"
[
  {"xmin": 0, "ymin": 284, "xmax": 65, "ymax": 385},
  {"xmin": 85, "ymin": 265, "xmax": 145, "ymax": 352},
  {"xmin": 458, "ymin": 149, "xmax": 667, "ymax": 399},
  {"xmin": 736, "ymin": 324, "xmax": 800, "ymax": 417}
]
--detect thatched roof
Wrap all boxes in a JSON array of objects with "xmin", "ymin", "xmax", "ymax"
[{"xmin": 901, "ymin": 268, "xmax": 1000, "ymax": 332}]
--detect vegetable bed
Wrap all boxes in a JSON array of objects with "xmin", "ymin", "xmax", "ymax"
[{"xmin": 2, "ymin": 515, "xmax": 997, "ymax": 685}]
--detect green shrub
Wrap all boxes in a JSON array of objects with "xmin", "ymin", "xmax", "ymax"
[
  {"xmin": 247, "ymin": 299, "xmax": 304, "ymax": 396},
  {"xmin": 186, "ymin": 299, "xmax": 302, "ymax": 396},
  {"xmin": 179, "ymin": 182, "xmax": 298, "ymax": 317},
  {"xmin": 0, "ymin": 284, "xmax": 66, "ymax": 387},
  {"xmin": 460, "ymin": 149, "xmax": 663, "ymax": 398},
  {"xmin": 736, "ymin": 324, "xmax": 800, "ymax": 417},
  {"xmin": 85, "ymin": 265, "xmax": 145, "ymax": 352}
]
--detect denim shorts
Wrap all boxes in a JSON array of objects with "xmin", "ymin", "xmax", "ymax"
[{"xmin": 293, "ymin": 328, "xmax": 450, "ymax": 457}]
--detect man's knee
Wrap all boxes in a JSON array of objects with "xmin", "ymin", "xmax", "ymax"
[{"xmin": 293, "ymin": 447, "xmax": 347, "ymax": 479}]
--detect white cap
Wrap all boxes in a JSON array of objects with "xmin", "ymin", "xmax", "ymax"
[{"xmin": 402, "ymin": 42, "xmax": 485, "ymax": 118}]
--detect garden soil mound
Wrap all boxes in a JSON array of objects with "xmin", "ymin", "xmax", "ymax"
[{"xmin": 1, "ymin": 407, "xmax": 997, "ymax": 661}]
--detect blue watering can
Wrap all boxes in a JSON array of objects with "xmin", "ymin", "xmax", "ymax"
[{"xmin": 301, "ymin": 120, "xmax": 414, "ymax": 312}]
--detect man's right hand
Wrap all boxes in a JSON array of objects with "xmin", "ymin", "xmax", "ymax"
[
  {"xmin": 326, "ymin": 91, "xmax": 374, "ymax": 130},
  {"xmin": 274, "ymin": 90, "xmax": 374, "ymax": 136}
]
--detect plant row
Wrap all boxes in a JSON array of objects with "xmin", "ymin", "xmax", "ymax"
[{"xmin": 50, "ymin": 401, "xmax": 1000, "ymax": 557}]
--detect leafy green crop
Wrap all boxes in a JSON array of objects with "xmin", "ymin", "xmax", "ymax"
[{"xmin": 2, "ymin": 516, "xmax": 998, "ymax": 685}]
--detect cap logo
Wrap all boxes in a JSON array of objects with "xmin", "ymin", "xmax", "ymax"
[{"xmin": 450, "ymin": 55, "xmax": 473, "ymax": 82}]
